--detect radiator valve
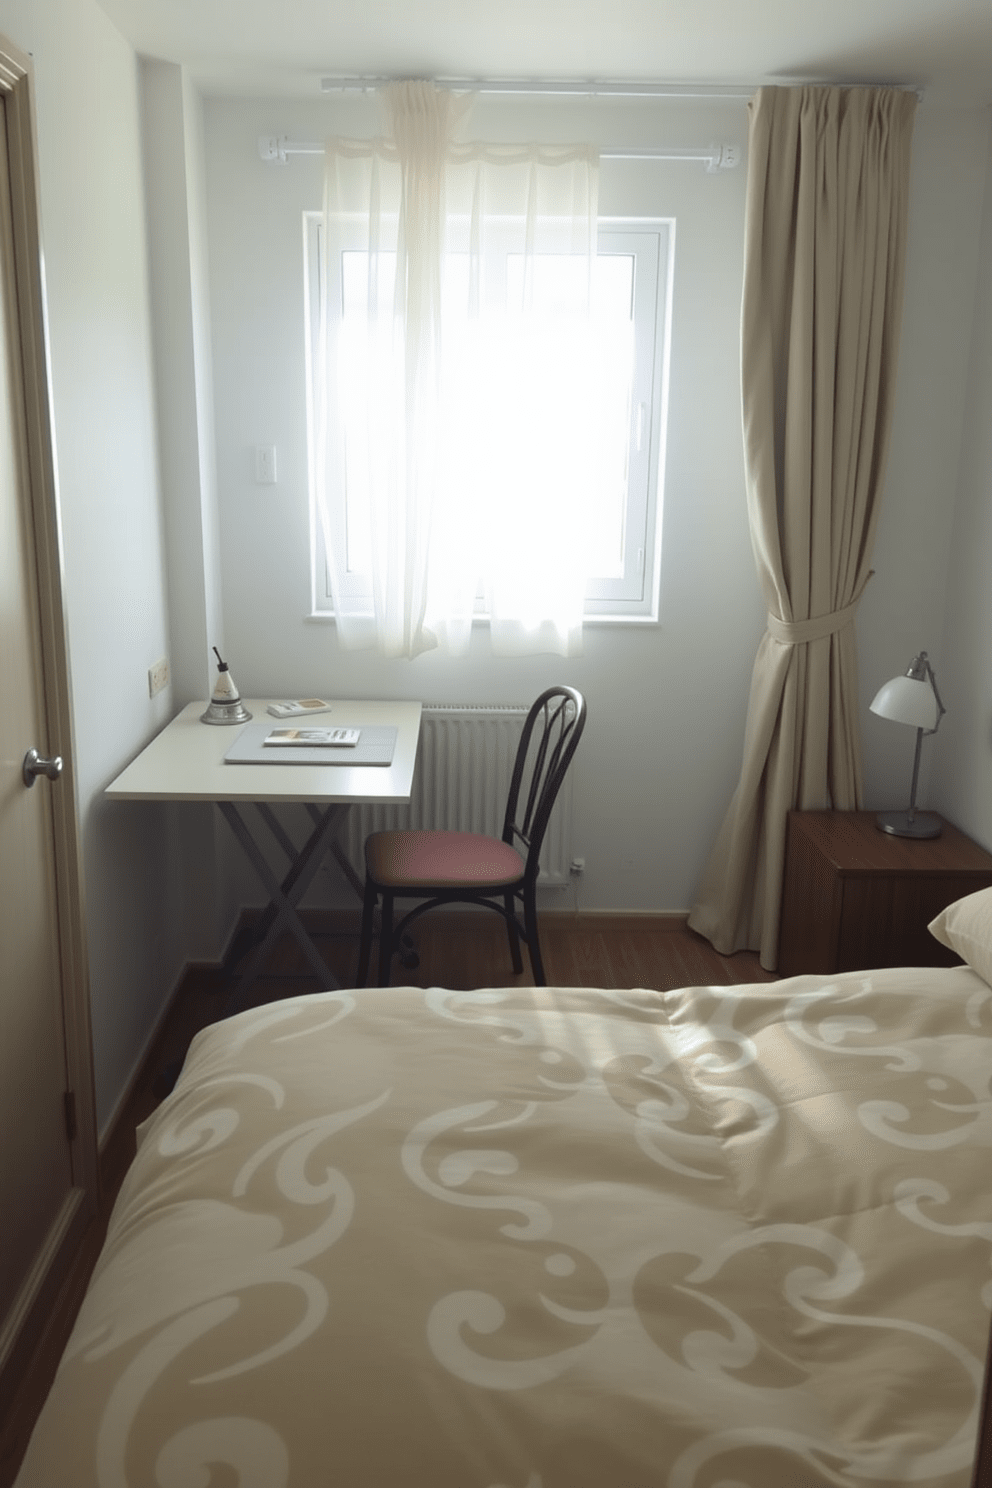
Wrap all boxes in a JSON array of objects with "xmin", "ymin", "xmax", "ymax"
[{"xmin": 569, "ymin": 857, "xmax": 585, "ymax": 875}]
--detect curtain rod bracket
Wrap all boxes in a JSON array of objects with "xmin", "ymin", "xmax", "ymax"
[
  {"xmin": 259, "ymin": 134, "xmax": 290, "ymax": 164},
  {"xmin": 706, "ymin": 143, "xmax": 741, "ymax": 172}
]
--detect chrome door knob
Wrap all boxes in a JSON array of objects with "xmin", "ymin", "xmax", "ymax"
[{"xmin": 22, "ymin": 748, "xmax": 63, "ymax": 787}]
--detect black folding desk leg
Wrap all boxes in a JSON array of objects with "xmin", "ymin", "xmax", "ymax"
[{"xmin": 218, "ymin": 800, "xmax": 349, "ymax": 1012}]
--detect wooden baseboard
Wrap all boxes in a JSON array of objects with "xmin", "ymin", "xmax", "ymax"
[
  {"xmin": 96, "ymin": 905, "xmax": 255, "ymax": 1181},
  {"xmin": 540, "ymin": 908, "xmax": 691, "ymax": 926},
  {"xmin": 288, "ymin": 905, "xmax": 692, "ymax": 928},
  {"xmin": 0, "ymin": 1207, "xmax": 104, "ymax": 1488}
]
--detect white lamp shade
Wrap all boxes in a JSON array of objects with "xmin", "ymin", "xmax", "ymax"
[{"xmin": 869, "ymin": 674, "xmax": 939, "ymax": 729}]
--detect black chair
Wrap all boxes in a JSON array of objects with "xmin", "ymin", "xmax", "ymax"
[{"xmin": 356, "ymin": 686, "xmax": 586, "ymax": 987}]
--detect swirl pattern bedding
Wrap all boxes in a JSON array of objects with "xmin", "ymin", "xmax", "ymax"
[{"xmin": 15, "ymin": 966, "xmax": 992, "ymax": 1488}]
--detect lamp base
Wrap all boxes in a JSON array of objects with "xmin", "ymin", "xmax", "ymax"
[
  {"xmin": 200, "ymin": 699, "xmax": 252, "ymax": 726},
  {"xmin": 876, "ymin": 810, "xmax": 942, "ymax": 839}
]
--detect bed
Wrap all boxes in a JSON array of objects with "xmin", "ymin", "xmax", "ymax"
[{"xmin": 14, "ymin": 890, "xmax": 992, "ymax": 1488}]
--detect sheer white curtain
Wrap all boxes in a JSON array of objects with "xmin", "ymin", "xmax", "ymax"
[{"xmin": 315, "ymin": 82, "xmax": 600, "ymax": 659}]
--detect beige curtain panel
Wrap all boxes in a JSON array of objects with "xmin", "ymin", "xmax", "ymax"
[{"xmin": 688, "ymin": 85, "xmax": 917, "ymax": 969}]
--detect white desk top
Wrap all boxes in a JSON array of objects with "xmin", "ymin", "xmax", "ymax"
[{"xmin": 105, "ymin": 700, "xmax": 423, "ymax": 805}]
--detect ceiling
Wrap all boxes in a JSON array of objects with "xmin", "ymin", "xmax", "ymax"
[{"xmin": 94, "ymin": 0, "xmax": 992, "ymax": 105}]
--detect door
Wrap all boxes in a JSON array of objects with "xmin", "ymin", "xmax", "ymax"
[{"xmin": 0, "ymin": 38, "xmax": 96, "ymax": 1405}]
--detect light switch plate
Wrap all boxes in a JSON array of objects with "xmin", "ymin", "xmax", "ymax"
[{"xmin": 255, "ymin": 445, "xmax": 277, "ymax": 484}]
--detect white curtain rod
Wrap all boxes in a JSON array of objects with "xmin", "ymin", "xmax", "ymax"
[
  {"xmin": 316, "ymin": 74, "xmax": 922, "ymax": 100},
  {"xmin": 318, "ymin": 76, "xmax": 755, "ymax": 100},
  {"xmin": 258, "ymin": 136, "xmax": 742, "ymax": 171}
]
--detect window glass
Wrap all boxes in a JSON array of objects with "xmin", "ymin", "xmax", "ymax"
[{"xmin": 307, "ymin": 218, "xmax": 673, "ymax": 621}]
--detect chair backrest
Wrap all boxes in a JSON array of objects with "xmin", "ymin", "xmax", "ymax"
[{"xmin": 502, "ymin": 686, "xmax": 586, "ymax": 879}]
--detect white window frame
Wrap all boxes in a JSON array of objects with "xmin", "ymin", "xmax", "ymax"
[{"xmin": 304, "ymin": 213, "xmax": 674, "ymax": 623}]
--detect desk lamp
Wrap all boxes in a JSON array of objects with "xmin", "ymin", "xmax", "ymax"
[
  {"xmin": 200, "ymin": 647, "xmax": 252, "ymax": 726},
  {"xmin": 869, "ymin": 651, "xmax": 945, "ymax": 838}
]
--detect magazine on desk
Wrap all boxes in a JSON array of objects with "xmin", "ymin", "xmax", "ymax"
[
  {"xmin": 264, "ymin": 727, "xmax": 361, "ymax": 747},
  {"xmin": 224, "ymin": 719, "xmax": 397, "ymax": 766}
]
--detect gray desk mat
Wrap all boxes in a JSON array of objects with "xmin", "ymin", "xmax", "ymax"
[{"xmin": 224, "ymin": 721, "xmax": 397, "ymax": 767}]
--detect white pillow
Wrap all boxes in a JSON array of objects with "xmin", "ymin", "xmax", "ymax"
[{"xmin": 929, "ymin": 887, "xmax": 992, "ymax": 987}]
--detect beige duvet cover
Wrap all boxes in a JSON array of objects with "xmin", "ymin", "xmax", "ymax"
[{"xmin": 16, "ymin": 966, "xmax": 992, "ymax": 1487}]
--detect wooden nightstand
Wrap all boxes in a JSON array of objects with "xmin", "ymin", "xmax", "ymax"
[{"xmin": 778, "ymin": 810, "xmax": 992, "ymax": 976}]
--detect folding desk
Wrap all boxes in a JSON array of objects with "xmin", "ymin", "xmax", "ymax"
[{"xmin": 106, "ymin": 699, "xmax": 422, "ymax": 1006}]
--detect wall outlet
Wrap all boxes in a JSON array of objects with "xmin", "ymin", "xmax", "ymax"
[{"xmin": 148, "ymin": 657, "xmax": 169, "ymax": 697}]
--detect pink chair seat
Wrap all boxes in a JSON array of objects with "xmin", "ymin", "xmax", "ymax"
[{"xmin": 366, "ymin": 830, "xmax": 525, "ymax": 889}]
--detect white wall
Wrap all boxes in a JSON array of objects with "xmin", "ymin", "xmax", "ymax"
[
  {"xmin": 859, "ymin": 102, "xmax": 992, "ymax": 821},
  {"xmin": 139, "ymin": 59, "xmax": 242, "ymax": 963},
  {"xmin": 199, "ymin": 90, "xmax": 991, "ymax": 914},
  {"xmin": 140, "ymin": 60, "xmax": 223, "ymax": 704},
  {"xmin": 932, "ymin": 116, "xmax": 992, "ymax": 841},
  {"xmin": 0, "ymin": 0, "xmax": 187, "ymax": 1135}
]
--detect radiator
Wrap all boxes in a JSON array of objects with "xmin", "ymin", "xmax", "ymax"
[{"xmin": 341, "ymin": 704, "xmax": 573, "ymax": 887}]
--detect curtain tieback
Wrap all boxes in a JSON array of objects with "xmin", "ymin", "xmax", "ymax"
[{"xmin": 766, "ymin": 590, "xmax": 866, "ymax": 646}]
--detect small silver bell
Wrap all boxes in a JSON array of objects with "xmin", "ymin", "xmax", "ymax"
[{"xmin": 200, "ymin": 647, "xmax": 252, "ymax": 725}]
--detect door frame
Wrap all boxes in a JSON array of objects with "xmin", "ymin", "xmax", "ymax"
[{"xmin": 0, "ymin": 34, "xmax": 97, "ymax": 1409}]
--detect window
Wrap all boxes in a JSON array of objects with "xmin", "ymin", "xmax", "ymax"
[{"xmin": 305, "ymin": 214, "xmax": 673, "ymax": 622}]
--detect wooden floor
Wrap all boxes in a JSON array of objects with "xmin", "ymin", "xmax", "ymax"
[
  {"xmin": 2, "ymin": 910, "xmax": 773, "ymax": 1486},
  {"xmin": 254, "ymin": 906, "xmax": 774, "ymax": 997}
]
